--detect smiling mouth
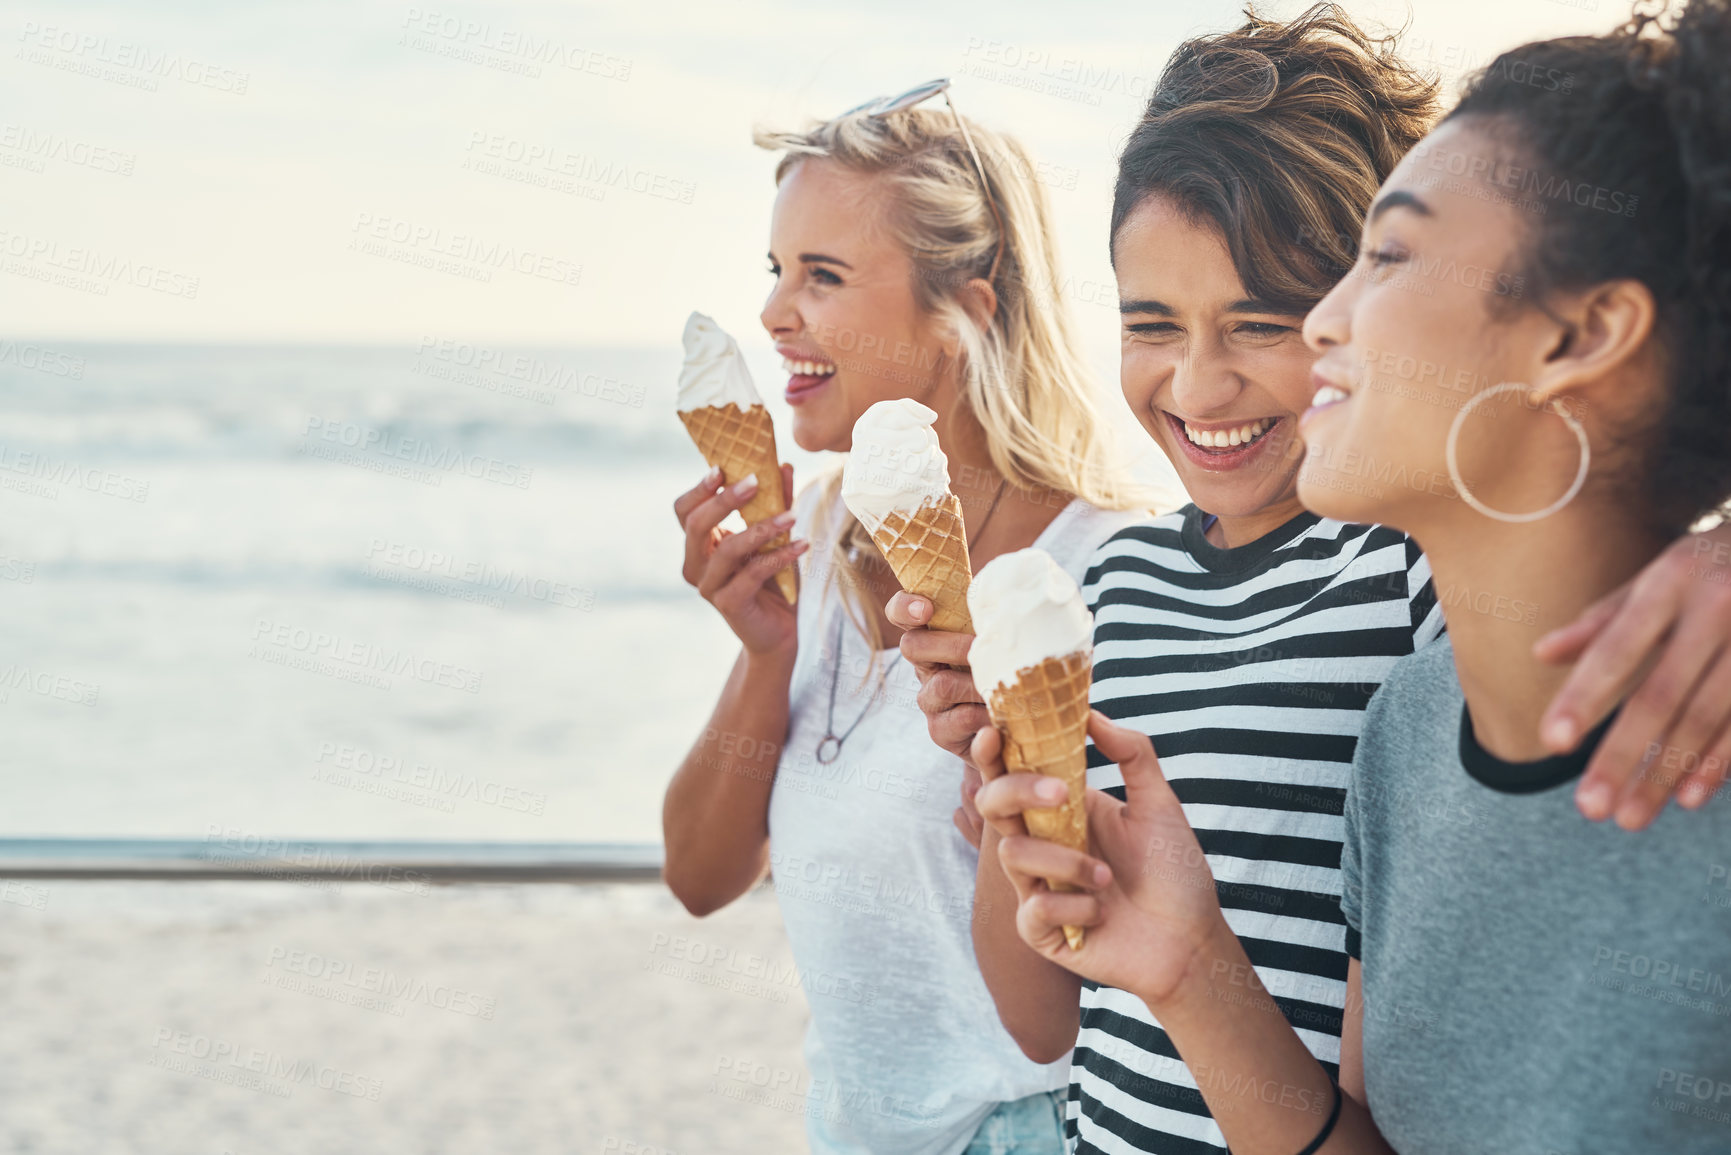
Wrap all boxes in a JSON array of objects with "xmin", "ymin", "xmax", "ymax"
[
  {"xmin": 1173, "ymin": 414, "xmax": 1279, "ymax": 451},
  {"xmin": 781, "ymin": 357, "xmax": 836, "ymax": 378},
  {"xmin": 1311, "ymin": 385, "xmax": 1350, "ymax": 408}
]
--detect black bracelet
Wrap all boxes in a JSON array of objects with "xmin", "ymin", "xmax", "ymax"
[{"xmin": 1294, "ymin": 1078, "xmax": 1342, "ymax": 1155}]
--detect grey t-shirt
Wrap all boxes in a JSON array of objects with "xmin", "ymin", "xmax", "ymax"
[{"xmin": 1342, "ymin": 636, "xmax": 1731, "ymax": 1155}]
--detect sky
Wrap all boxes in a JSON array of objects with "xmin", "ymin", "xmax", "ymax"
[{"xmin": 3, "ymin": 0, "xmax": 1616, "ymax": 369}]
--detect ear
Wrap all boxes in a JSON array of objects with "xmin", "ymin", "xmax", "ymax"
[
  {"xmin": 1529, "ymin": 279, "xmax": 1657, "ymax": 412},
  {"xmin": 934, "ymin": 278, "xmax": 999, "ymax": 361},
  {"xmin": 959, "ymin": 277, "xmax": 998, "ymax": 335}
]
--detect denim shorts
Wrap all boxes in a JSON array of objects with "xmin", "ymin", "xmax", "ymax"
[{"xmin": 960, "ymin": 1089, "xmax": 1067, "ymax": 1154}]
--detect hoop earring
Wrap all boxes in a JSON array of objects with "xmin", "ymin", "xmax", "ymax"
[{"xmin": 1445, "ymin": 382, "xmax": 1590, "ymax": 524}]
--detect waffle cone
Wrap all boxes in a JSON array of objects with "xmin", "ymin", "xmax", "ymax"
[
  {"xmin": 868, "ymin": 494, "xmax": 972, "ymax": 632},
  {"xmin": 988, "ymin": 649, "xmax": 1091, "ymax": 949},
  {"xmin": 679, "ymin": 403, "xmax": 796, "ymax": 605}
]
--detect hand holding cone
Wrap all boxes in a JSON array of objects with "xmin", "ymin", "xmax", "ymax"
[
  {"xmin": 677, "ymin": 405, "xmax": 796, "ymax": 605},
  {"xmin": 676, "ymin": 313, "xmax": 796, "ymax": 605},
  {"xmin": 970, "ymin": 549, "xmax": 1094, "ymax": 950}
]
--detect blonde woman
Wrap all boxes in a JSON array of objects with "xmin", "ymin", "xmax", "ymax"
[{"xmin": 662, "ymin": 81, "xmax": 1147, "ymax": 1154}]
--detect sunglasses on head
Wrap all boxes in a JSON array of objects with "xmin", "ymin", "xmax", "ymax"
[{"xmin": 840, "ymin": 78, "xmax": 1005, "ymax": 286}]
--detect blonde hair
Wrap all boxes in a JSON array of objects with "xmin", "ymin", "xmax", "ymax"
[{"xmin": 754, "ymin": 104, "xmax": 1147, "ymax": 651}]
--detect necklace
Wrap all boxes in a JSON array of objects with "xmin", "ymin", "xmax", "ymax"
[
  {"xmin": 972, "ymin": 478, "xmax": 1009, "ymax": 547},
  {"xmin": 815, "ymin": 614, "xmax": 894, "ymax": 764},
  {"xmin": 813, "ymin": 477, "xmax": 1010, "ymax": 764}
]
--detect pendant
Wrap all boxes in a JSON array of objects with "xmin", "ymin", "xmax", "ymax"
[{"xmin": 815, "ymin": 734, "xmax": 842, "ymax": 764}]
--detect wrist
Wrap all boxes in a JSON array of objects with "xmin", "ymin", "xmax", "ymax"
[
  {"xmin": 742, "ymin": 639, "xmax": 799, "ymax": 677},
  {"xmin": 1134, "ymin": 909, "xmax": 1239, "ymax": 1020}
]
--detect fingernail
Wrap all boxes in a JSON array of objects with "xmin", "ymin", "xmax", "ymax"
[
  {"xmin": 1543, "ymin": 716, "xmax": 1575, "ymax": 749},
  {"xmin": 1680, "ymin": 782, "xmax": 1706, "ymax": 809},
  {"xmin": 1093, "ymin": 864, "xmax": 1111, "ymax": 886},
  {"xmin": 732, "ymin": 476, "xmax": 759, "ymax": 497},
  {"xmin": 791, "ymin": 538, "xmax": 811, "ymax": 554},
  {"xmin": 912, "ymin": 598, "xmax": 930, "ymax": 622},
  {"xmin": 772, "ymin": 511, "xmax": 796, "ymax": 528},
  {"xmin": 1037, "ymin": 779, "xmax": 1066, "ymax": 803},
  {"xmin": 705, "ymin": 465, "xmax": 723, "ymax": 485},
  {"xmin": 1577, "ymin": 781, "xmax": 1611, "ymax": 819}
]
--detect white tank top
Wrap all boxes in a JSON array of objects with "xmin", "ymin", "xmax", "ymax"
[{"xmin": 767, "ymin": 484, "xmax": 1147, "ymax": 1155}]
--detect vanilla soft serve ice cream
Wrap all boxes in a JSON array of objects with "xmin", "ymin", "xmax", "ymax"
[
  {"xmin": 841, "ymin": 399, "xmax": 951, "ymax": 531},
  {"xmin": 968, "ymin": 549, "xmax": 1093, "ymax": 698},
  {"xmin": 677, "ymin": 312, "xmax": 762, "ymax": 411}
]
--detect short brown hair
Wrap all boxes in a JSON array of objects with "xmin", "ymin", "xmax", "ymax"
[{"xmin": 1111, "ymin": 3, "xmax": 1438, "ymax": 314}]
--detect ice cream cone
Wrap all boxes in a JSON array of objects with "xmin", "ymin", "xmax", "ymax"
[
  {"xmin": 678, "ymin": 403, "xmax": 797, "ymax": 605},
  {"xmin": 867, "ymin": 493, "xmax": 973, "ymax": 633},
  {"xmin": 969, "ymin": 547, "xmax": 1095, "ymax": 952},
  {"xmin": 677, "ymin": 312, "xmax": 796, "ymax": 605},
  {"xmin": 841, "ymin": 400, "xmax": 974, "ymax": 632},
  {"xmin": 988, "ymin": 649, "xmax": 1091, "ymax": 949}
]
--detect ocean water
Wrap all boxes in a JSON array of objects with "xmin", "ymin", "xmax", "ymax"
[{"xmin": 0, "ymin": 342, "xmax": 834, "ymax": 842}]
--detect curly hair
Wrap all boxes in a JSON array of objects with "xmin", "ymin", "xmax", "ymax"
[
  {"xmin": 1111, "ymin": 3, "xmax": 1440, "ymax": 314},
  {"xmin": 1444, "ymin": 0, "xmax": 1731, "ymax": 534}
]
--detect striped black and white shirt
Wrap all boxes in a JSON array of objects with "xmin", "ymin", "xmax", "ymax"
[{"xmin": 1068, "ymin": 505, "xmax": 1442, "ymax": 1155}]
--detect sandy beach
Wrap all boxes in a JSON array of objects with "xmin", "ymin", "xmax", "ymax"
[{"xmin": 0, "ymin": 879, "xmax": 809, "ymax": 1154}]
